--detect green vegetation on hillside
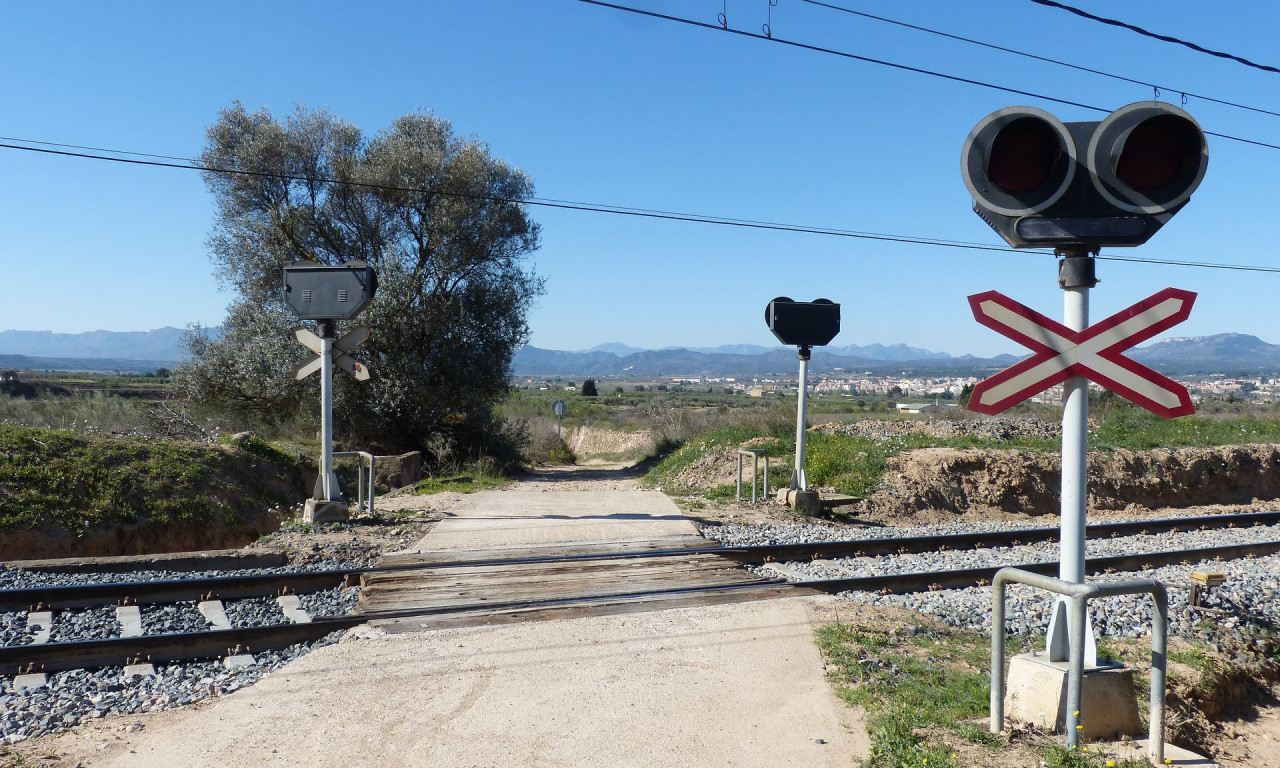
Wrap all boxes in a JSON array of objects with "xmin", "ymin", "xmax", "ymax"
[{"xmin": 0, "ymin": 426, "xmax": 307, "ymax": 531}]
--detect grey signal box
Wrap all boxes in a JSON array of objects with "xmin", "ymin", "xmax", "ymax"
[
  {"xmin": 283, "ymin": 261, "xmax": 378, "ymax": 320},
  {"xmin": 766, "ymin": 297, "xmax": 840, "ymax": 348}
]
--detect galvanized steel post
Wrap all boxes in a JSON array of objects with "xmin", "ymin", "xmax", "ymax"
[
  {"xmin": 1048, "ymin": 252, "xmax": 1097, "ymax": 665},
  {"xmin": 791, "ymin": 345, "xmax": 811, "ymax": 491},
  {"xmin": 316, "ymin": 321, "xmax": 341, "ymax": 501}
]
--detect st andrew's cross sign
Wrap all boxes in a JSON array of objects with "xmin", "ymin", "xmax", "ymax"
[{"xmin": 967, "ymin": 287, "xmax": 1196, "ymax": 419}]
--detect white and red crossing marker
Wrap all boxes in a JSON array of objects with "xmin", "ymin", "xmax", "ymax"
[
  {"xmin": 292, "ymin": 326, "xmax": 372, "ymax": 381},
  {"xmin": 967, "ymin": 288, "xmax": 1196, "ymax": 418}
]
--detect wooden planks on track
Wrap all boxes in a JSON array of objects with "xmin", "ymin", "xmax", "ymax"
[{"xmin": 359, "ymin": 542, "xmax": 802, "ymax": 633}]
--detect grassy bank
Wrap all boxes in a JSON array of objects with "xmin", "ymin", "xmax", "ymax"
[
  {"xmin": 0, "ymin": 426, "xmax": 308, "ymax": 532},
  {"xmin": 642, "ymin": 407, "xmax": 1280, "ymax": 499}
]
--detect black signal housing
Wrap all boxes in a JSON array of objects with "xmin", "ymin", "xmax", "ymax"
[{"xmin": 961, "ymin": 102, "xmax": 1208, "ymax": 248}]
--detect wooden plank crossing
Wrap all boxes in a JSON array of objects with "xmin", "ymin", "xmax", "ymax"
[{"xmin": 359, "ymin": 542, "xmax": 799, "ymax": 633}]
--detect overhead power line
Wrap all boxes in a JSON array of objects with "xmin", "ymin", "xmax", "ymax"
[
  {"xmin": 571, "ymin": 1, "xmax": 1280, "ymax": 152},
  {"xmin": 801, "ymin": 0, "xmax": 1280, "ymax": 119},
  {"xmin": 0, "ymin": 138, "xmax": 1020, "ymax": 253},
  {"xmin": 4, "ymin": 136, "xmax": 1279, "ymax": 275},
  {"xmin": 1027, "ymin": 0, "xmax": 1280, "ymax": 75}
]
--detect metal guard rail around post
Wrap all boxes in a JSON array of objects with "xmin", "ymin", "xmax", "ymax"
[
  {"xmin": 990, "ymin": 567, "xmax": 1168, "ymax": 765},
  {"xmin": 332, "ymin": 451, "xmax": 375, "ymax": 515},
  {"xmin": 736, "ymin": 449, "xmax": 770, "ymax": 503}
]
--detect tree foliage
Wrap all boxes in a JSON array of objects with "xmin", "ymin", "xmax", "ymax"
[
  {"xmin": 173, "ymin": 103, "xmax": 543, "ymax": 460},
  {"xmin": 581, "ymin": 379, "xmax": 598, "ymax": 397}
]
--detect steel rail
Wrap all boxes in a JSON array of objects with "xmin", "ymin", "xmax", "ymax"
[
  {"xmin": 0, "ymin": 615, "xmax": 367, "ymax": 675},
  {"xmin": 4, "ymin": 538, "xmax": 1277, "ymax": 676},
  {"xmin": 370, "ymin": 509, "xmax": 1280, "ymax": 571},
  {"xmin": 5, "ymin": 509, "xmax": 1279, "ymax": 612},
  {"xmin": 0, "ymin": 568, "xmax": 360, "ymax": 612}
]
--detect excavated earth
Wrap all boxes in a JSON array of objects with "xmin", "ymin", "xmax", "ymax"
[{"xmin": 865, "ymin": 443, "xmax": 1280, "ymax": 523}]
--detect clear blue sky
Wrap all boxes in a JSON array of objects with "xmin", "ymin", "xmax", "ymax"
[{"xmin": 2, "ymin": 0, "xmax": 1278, "ymax": 357}]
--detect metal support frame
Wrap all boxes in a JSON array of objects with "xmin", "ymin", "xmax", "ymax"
[
  {"xmin": 991, "ymin": 567, "xmax": 1168, "ymax": 763},
  {"xmin": 736, "ymin": 449, "xmax": 771, "ymax": 503},
  {"xmin": 332, "ymin": 451, "xmax": 376, "ymax": 515},
  {"xmin": 791, "ymin": 345, "xmax": 811, "ymax": 490}
]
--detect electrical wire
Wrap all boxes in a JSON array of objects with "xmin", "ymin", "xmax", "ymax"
[
  {"xmin": 1026, "ymin": 0, "xmax": 1280, "ymax": 75},
  {"xmin": 0, "ymin": 139, "xmax": 1028, "ymax": 254},
  {"xmin": 572, "ymin": 1, "xmax": 1280, "ymax": 152},
  {"xmin": 800, "ymin": 0, "xmax": 1280, "ymax": 120},
  {"xmin": 4, "ymin": 136, "xmax": 1276, "ymax": 275},
  {"xmin": 574, "ymin": 0, "xmax": 1110, "ymax": 113}
]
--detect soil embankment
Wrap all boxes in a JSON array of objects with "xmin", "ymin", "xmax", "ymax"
[
  {"xmin": 868, "ymin": 444, "xmax": 1280, "ymax": 520},
  {"xmin": 0, "ymin": 428, "xmax": 310, "ymax": 560}
]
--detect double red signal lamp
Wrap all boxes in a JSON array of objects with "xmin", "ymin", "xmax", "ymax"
[{"xmin": 961, "ymin": 102, "xmax": 1208, "ymax": 248}]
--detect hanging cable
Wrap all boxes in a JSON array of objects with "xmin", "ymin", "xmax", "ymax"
[
  {"xmin": 1026, "ymin": 0, "xmax": 1280, "ymax": 75},
  {"xmin": 572, "ymin": 1, "xmax": 1280, "ymax": 151},
  {"xmin": 800, "ymin": 0, "xmax": 1280, "ymax": 119},
  {"xmin": 4, "ymin": 137, "xmax": 1277, "ymax": 274}
]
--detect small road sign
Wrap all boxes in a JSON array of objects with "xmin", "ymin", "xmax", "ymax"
[
  {"xmin": 292, "ymin": 326, "xmax": 372, "ymax": 381},
  {"xmin": 968, "ymin": 287, "xmax": 1196, "ymax": 418},
  {"xmin": 552, "ymin": 399, "xmax": 567, "ymax": 417}
]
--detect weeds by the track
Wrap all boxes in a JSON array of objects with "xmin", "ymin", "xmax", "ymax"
[{"xmin": 816, "ymin": 617, "xmax": 1156, "ymax": 768}]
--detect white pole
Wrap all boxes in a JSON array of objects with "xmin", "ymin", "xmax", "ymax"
[
  {"xmin": 318, "ymin": 331, "xmax": 340, "ymax": 501},
  {"xmin": 792, "ymin": 349, "xmax": 810, "ymax": 490},
  {"xmin": 1047, "ymin": 257, "xmax": 1096, "ymax": 665}
]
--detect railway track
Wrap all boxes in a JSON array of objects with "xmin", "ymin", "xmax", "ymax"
[{"xmin": 5, "ymin": 509, "xmax": 1279, "ymax": 676}]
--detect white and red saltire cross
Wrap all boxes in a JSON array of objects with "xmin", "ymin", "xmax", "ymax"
[{"xmin": 967, "ymin": 287, "xmax": 1197, "ymax": 418}]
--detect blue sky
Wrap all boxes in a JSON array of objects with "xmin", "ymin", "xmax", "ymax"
[{"xmin": 2, "ymin": 0, "xmax": 1278, "ymax": 357}]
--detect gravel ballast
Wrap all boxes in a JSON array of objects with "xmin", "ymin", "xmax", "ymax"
[
  {"xmin": 702, "ymin": 517, "xmax": 1280, "ymax": 641},
  {"xmin": 0, "ymin": 560, "xmax": 363, "ymax": 745}
]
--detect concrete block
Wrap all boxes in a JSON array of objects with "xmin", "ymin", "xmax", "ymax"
[
  {"xmin": 276, "ymin": 594, "xmax": 312, "ymax": 623},
  {"xmin": 793, "ymin": 490, "xmax": 821, "ymax": 515},
  {"xmin": 224, "ymin": 653, "xmax": 255, "ymax": 670},
  {"xmin": 1003, "ymin": 652, "xmax": 1142, "ymax": 741},
  {"xmin": 13, "ymin": 673, "xmax": 47, "ymax": 690},
  {"xmin": 123, "ymin": 662, "xmax": 156, "ymax": 679},
  {"xmin": 198, "ymin": 600, "xmax": 232, "ymax": 630},
  {"xmin": 116, "ymin": 605, "xmax": 144, "ymax": 637},
  {"xmin": 304, "ymin": 499, "xmax": 350, "ymax": 524},
  {"xmin": 26, "ymin": 611, "xmax": 52, "ymax": 644}
]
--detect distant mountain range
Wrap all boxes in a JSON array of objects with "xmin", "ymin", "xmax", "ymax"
[
  {"xmin": 0, "ymin": 328, "xmax": 189, "ymax": 366},
  {"xmin": 0, "ymin": 327, "xmax": 1277, "ymax": 376},
  {"xmin": 519, "ymin": 333, "xmax": 1280, "ymax": 377}
]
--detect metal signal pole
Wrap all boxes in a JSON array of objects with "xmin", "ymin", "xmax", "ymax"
[
  {"xmin": 791, "ymin": 345, "xmax": 811, "ymax": 490},
  {"xmin": 1047, "ymin": 251, "xmax": 1097, "ymax": 665}
]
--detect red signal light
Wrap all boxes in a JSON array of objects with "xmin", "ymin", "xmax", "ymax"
[
  {"xmin": 988, "ymin": 117, "xmax": 1063, "ymax": 193},
  {"xmin": 1115, "ymin": 114, "xmax": 1200, "ymax": 191}
]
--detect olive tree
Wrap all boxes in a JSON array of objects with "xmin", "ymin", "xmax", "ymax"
[{"xmin": 173, "ymin": 103, "xmax": 543, "ymax": 461}]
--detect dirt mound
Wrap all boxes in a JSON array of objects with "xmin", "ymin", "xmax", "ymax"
[
  {"xmin": 568, "ymin": 426, "xmax": 657, "ymax": 460},
  {"xmin": 866, "ymin": 443, "xmax": 1280, "ymax": 521}
]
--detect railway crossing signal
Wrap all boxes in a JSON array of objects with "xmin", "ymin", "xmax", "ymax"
[
  {"xmin": 966, "ymin": 288, "xmax": 1196, "ymax": 418},
  {"xmin": 282, "ymin": 261, "xmax": 378, "ymax": 520},
  {"xmin": 964, "ymin": 101, "xmax": 1208, "ymax": 750},
  {"xmin": 764, "ymin": 297, "xmax": 841, "ymax": 494},
  {"xmin": 961, "ymin": 102, "xmax": 1208, "ymax": 248},
  {"xmin": 292, "ymin": 326, "xmax": 372, "ymax": 381},
  {"xmin": 283, "ymin": 261, "xmax": 378, "ymax": 320}
]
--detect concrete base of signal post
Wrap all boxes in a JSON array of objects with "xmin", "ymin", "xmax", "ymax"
[
  {"xmin": 303, "ymin": 499, "xmax": 350, "ymax": 524},
  {"xmin": 1003, "ymin": 652, "xmax": 1142, "ymax": 741},
  {"xmin": 776, "ymin": 488, "xmax": 822, "ymax": 515}
]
